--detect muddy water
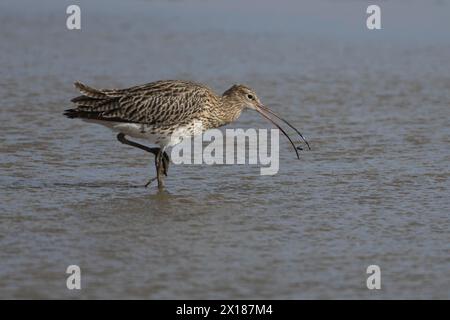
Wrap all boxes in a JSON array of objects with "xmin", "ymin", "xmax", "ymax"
[{"xmin": 0, "ymin": 0, "xmax": 449, "ymax": 299}]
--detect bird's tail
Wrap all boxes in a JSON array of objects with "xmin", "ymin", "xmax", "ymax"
[{"xmin": 64, "ymin": 82, "xmax": 120, "ymax": 120}]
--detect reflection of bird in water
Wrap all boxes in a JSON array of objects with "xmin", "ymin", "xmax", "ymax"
[{"xmin": 64, "ymin": 80, "xmax": 310, "ymax": 188}]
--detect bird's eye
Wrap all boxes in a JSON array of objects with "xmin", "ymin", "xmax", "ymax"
[{"xmin": 247, "ymin": 94, "xmax": 254, "ymax": 100}]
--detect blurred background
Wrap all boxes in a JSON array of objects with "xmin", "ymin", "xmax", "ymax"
[{"xmin": 0, "ymin": 0, "xmax": 449, "ymax": 299}]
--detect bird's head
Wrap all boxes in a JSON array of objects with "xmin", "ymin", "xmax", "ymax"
[
  {"xmin": 222, "ymin": 84, "xmax": 311, "ymax": 159},
  {"xmin": 222, "ymin": 84, "xmax": 262, "ymax": 111}
]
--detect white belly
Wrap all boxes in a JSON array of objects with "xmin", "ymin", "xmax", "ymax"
[{"xmin": 84, "ymin": 119, "xmax": 202, "ymax": 148}]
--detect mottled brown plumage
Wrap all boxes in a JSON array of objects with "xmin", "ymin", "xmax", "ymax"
[
  {"xmin": 64, "ymin": 80, "xmax": 310, "ymax": 189},
  {"xmin": 66, "ymin": 80, "xmax": 247, "ymax": 134}
]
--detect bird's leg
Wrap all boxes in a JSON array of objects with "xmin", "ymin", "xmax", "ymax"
[
  {"xmin": 144, "ymin": 150, "xmax": 164, "ymax": 188},
  {"xmin": 155, "ymin": 149, "xmax": 165, "ymax": 189},
  {"xmin": 117, "ymin": 133, "xmax": 170, "ymax": 187},
  {"xmin": 144, "ymin": 151, "xmax": 170, "ymax": 188},
  {"xmin": 162, "ymin": 152, "xmax": 170, "ymax": 176},
  {"xmin": 117, "ymin": 133, "xmax": 159, "ymax": 154}
]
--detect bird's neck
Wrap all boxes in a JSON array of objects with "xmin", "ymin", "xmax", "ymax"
[{"xmin": 214, "ymin": 96, "xmax": 244, "ymax": 126}]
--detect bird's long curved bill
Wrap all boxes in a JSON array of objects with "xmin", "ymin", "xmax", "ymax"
[{"xmin": 255, "ymin": 104, "xmax": 311, "ymax": 159}]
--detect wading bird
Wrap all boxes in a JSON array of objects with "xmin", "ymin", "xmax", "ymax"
[{"xmin": 64, "ymin": 80, "xmax": 310, "ymax": 188}]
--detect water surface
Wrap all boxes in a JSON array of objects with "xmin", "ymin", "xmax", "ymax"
[{"xmin": 0, "ymin": 0, "xmax": 449, "ymax": 299}]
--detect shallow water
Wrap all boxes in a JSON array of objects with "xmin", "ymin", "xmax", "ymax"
[{"xmin": 0, "ymin": 0, "xmax": 449, "ymax": 299}]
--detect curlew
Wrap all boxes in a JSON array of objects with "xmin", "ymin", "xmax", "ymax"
[{"xmin": 64, "ymin": 80, "xmax": 310, "ymax": 188}]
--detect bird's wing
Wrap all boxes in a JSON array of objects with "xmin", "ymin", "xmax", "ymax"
[{"xmin": 66, "ymin": 80, "xmax": 216, "ymax": 126}]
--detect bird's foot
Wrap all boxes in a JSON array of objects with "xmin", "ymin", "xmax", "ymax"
[
  {"xmin": 144, "ymin": 177, "xmax": 157, "ymax": 188},
  {"xmin": 144, "ymin": 176, "xmax": 166, "ymax": 188}
]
